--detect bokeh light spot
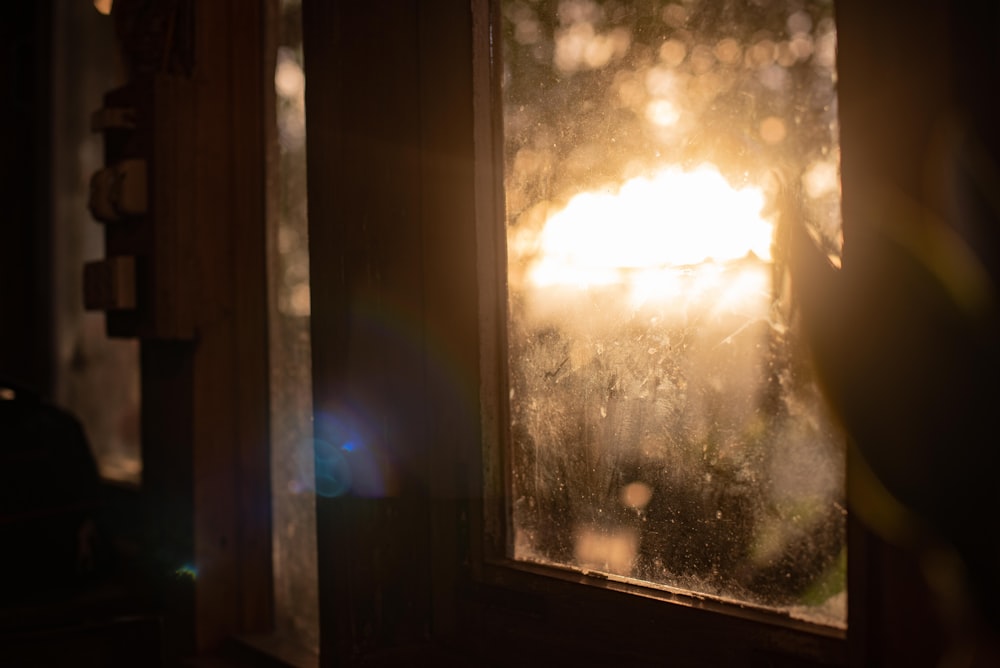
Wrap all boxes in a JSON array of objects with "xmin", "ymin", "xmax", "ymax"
[
  {"xmin": 787, "ymin": 10, "xmax": 813, "ymax": 36},
  {"xmin": 661, "ymin": 4, "xmax": 687, "ymax": 29},
  {"xmin": 658, "ymin": 39, "xmax": 687, "ymax": 68},
  {"xmin": 621, "ymin": 481, "xmax": 654, "ymax": 509},
  {"xmin": 759, "ymin": 116, "xmax": 787, "ymax": 144},
  {"xmin": 802, "ymin": 158, "xmax": 841, "ymax": 199},
  {"xmin": 646, "ymin": 99, "xmax": 681, "ymax": 127},
  {"xmin": 714, "ymin": 38, "xmax": 742, "ymax": 65},
  {"xmin": 275, "ymin": 57, "xmax": 305, "ymax": 99}
]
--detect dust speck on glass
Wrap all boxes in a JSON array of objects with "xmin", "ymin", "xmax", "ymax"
[{"xmin": 501, "ymin": 0, "xmax": 845, "ymax": 628}]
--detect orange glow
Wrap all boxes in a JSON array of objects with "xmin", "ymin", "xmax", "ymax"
[
  {"xmin": 529, "ymin": 165, "xmax": 773, "ymax": 285},
  {"xmin": 524, "ymin": 166, "xmax": 775, "ymax": 315},
  {"xmin": 760, "ymin": 116, "xmax": 787, "ymax": 144}
]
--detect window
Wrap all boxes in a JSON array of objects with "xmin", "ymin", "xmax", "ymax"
[
  {"xmin": 496, "ymin": 0, "xmax": 846, "ymax": 628},
  {"xmin": 268, "ymin": 0, "xmax": 319, "ymax": 655},
  {"xmin": 52, "ymin": 0, "xmax": 141, "ymax": 485},
  {"xmin": 299, "ymin": 0, "xmax": 1000, "ymax": 664}
]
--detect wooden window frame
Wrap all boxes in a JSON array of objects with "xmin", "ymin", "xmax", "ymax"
[
  {"xmin": 131, "ymin": 0, "xmax": 987, "ymax": 664},
  {"xmin": 468, "ymin": 1, "xmax": 847, "ymax": 664},
  {"xmin": 300, "ymin": 1, "xmax": 857, "ymax": 665},
  {"xmin": 175, "ymin": 0, "xmax": 994, "ymax": 664}
]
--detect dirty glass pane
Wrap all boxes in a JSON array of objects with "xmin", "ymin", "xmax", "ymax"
[
  {"xmin": 53, "ymin": 1, "xmax": 141, "ymax": 484},
  {"xmin": 502, "ymin": 0, "xmax": 845, "ymax": 627},
  {"xmin": 269, "ymin": 0, "xmax": 318, "ymax": 653}
]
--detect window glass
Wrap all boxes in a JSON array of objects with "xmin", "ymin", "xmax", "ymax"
[
  {"xmin": 53, "ymin": 0, "xmax": 141, "ymax": 484},
  {"xmin": 269, "ymin": 0, "xmax": 318, "ymax": 652},
  {"xmin": 502, "ymin": 0, "xmax": 845, "ymax": 628}
]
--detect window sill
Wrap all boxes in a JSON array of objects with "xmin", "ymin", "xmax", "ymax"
[{"xmin": 184, "ymin": 634, "xmax": 318, "ymax": 668}]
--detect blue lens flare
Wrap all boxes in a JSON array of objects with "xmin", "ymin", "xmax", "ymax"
[
  {"xmin": 174, "ymin": 563, "xmax": 199, "ymax": 580},
  {"xmin": 302, "ymin": 300, "xmax": 479, "ymax": 499},
  {"xmin": 313, "ymin": 407, "xmax": 397, "ymax": 497},
  {"xmin": 314, "ymin": 438, "xmax": 352, "ymax": 498}
]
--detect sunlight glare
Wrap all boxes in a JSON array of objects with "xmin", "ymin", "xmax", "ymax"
[
  {"xmin": 646, "ymin": 99, "xmax": 681, "ymax": 127},
  {"xmin": 529, "ymin": 166, "xmax": 774, "ymax": 294}
]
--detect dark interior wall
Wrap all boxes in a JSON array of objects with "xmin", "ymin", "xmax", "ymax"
[{"xmin": 0, "ymin": 1, "xmax": 53, "ymax": 394}]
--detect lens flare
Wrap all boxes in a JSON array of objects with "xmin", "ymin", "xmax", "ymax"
[
  {"xmin": 174, "ymin": 563, "xmax": 198, "ymax": 581},
  {"xmin": 313, "ymin": 407, "xmax": 399, "ymax": 498},
  {"xmin": 315, "ymin": 439, "xmax": 351, "ymax": 498}
]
